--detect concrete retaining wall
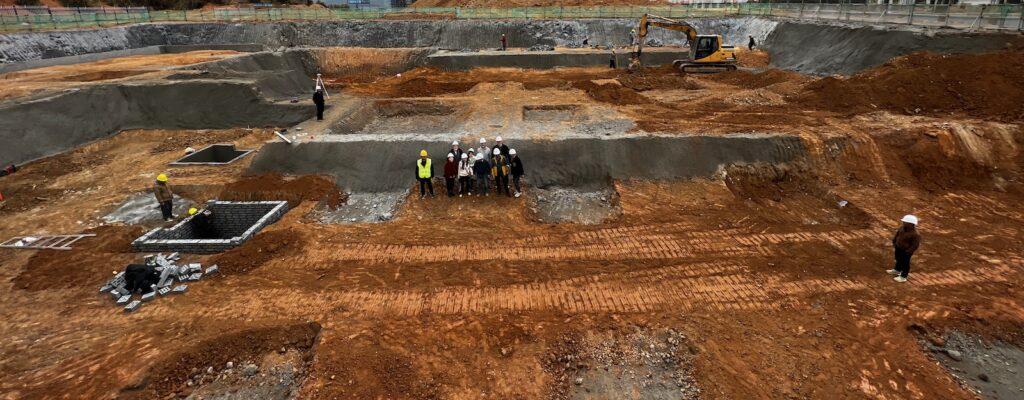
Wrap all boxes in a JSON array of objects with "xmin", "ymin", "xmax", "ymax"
[
  {"xmin": 426, "ymin": 49, "xmax": 691, "ymax": 70},
  {"xmin": 0, "ymin": 80, "xmax": 311, "ymax": 166},
  {"xmin": 247, "ymin": 135, "xmax": 806, "ymax": 192},
  {"xmin": 764, "ymin": 20, "xmax": 1024, "ymax": 75}
]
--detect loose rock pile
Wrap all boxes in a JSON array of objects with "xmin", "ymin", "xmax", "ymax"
[{"xmin": 99, "ymin": 252, "xmax": 218, "ymax": 313}]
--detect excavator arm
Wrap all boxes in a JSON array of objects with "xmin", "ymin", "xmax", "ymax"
[{"xmin": 636, "ymin": 13, "xmax": 698, "ymax": 59}]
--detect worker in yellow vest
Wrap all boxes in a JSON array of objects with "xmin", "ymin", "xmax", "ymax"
[{"xmin": 416, "ymin": 149, "xmax": 434, "ymax": 198}]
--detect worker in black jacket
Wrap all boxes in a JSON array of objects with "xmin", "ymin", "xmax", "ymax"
[
  {"xmin": 124, "ymin": 263, "xmax": 160, "ymax": 294},
  {"xmin": 313, "ymin": 86, "xmax": 326, "ymax": 121},
  {"xmin": 509, "ymin": 148, "xmax": 525, "ymax": 198},
  {"xmin": 887, "ymin": 215, "xmax": 922, "ymax": 283}
]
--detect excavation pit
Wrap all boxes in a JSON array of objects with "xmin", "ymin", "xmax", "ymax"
[
  {"xmin": 330, "ymin": 99, "xmax": 462, "ymax": 134},
  {"xmin": 171, "ymin": 144, "xmax": 253, "ymax": 166},
  {"xmin": 523, "ymin": 104, "xmax": 578, "ymax": 122},
  {"xmin": 131, "ymin": 201, "xmax": 288, "ymax": 254}
]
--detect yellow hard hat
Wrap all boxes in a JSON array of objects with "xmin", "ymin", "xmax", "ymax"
[
  {"xmin": 188, "ymin": 207, "xmax": 198, "ymax": 216},
  {"xmin": 156, "ymin": 173, "xmax": 168, "ymax": 182},
  {"xmin": 420, "ymin": 150, "xmax": 428, "ymax": 157}
]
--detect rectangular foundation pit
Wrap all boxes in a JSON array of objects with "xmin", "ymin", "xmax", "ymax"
[
  {"xmin": 171, "ymin": 144, "xmax": 253, "ymax": 166},
  {"xmin": 131, "ymin": 201, "xmax": 288, "ymax": 254}
]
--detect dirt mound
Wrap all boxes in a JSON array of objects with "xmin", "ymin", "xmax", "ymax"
[
  {"xmin": 704, "ymin": 68, "xmax": 802, "ymax": 89},
  {"xmin": 13, "ymin": 225, "xmax": 145, "ymax": 291},
  {"xmin": 736, "ymin": 48, "xmax": 770, "ymax": 68},
  {"xmin": 724, "ymin": 163, "xmax": 872, "ymax": 227},
  {"xmin": 572, "ymin": 80, "xmax": 651, "ymax": 105},
  {"xmin": 220, "ymin": 173, "xmax": 346, "ymax": 209},
  {"xmin": 120, "ymin": 322, "xmax": 320, "ymax": 400},
  {"xmin": 616, "ymin": 66, "xmax": 704, "ymax": 91},
  {"xmin": 209, "ymin": 228, "xmax": 305, "ymax": 275},
  {"xmin": 390, "ymin": 77, "xmax": 478, "ymax": 97},
  {"xmin": 793, "ymin": 51, "xmax": 1024, "ymax": 121},
  {"xmin": 412, "ymin": 0, "xmax": 672, "ymax": 6}
]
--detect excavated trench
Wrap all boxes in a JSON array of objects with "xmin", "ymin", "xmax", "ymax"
[{"xmin": 248, "ymin": 135, "xmax": 804, "ymax": 223}]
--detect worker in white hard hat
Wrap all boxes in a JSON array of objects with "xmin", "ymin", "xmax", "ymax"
[
  {"xmin": 450, "ymin": 140, "xmax": 464, "ymax": 162},
  {"xmin": 153, "ymin": 173, "xmax": 175, "ymax": 222},
  {"xmin": 493, "ymin": 136, "xmax": 510, "ymax": 161},
  {"xmin": 887, "ymin": 214, "xmax": 922, "ymax": 283},
  {"xmin": 444, "ymin": 153, "xmax": 458, "ymax": 197},
  {"xmin": 490, "ymin": 147, "xmax": 511, "ymax": 197},
  {"xmin": 466, "ymin": 148, "xmax": 477, "ymax": 193},
  {"xmin": 509, "ymin": 148, "xmax": 525, "ymax": 198},
  {"xmin": 473, "ymin": 152, "xmax": 491, "ymax": 196},
  {"xmin": 476, "ymin": 138, "xmax": 490, "ymax": 161},
  {"xmin": 313, "ymin": 85, "xmax": 326, "ymax": 121},
  {"xmin": 458, "ymin": 153, "xmax": 473, "ymax": 197}
]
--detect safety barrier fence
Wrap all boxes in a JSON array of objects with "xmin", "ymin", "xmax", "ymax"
[{"xmin": 1, "ymin": 3, "xmax": 1021, "ymax": 32}]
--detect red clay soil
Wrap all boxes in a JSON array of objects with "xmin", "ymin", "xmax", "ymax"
[
  {"xmin": 119, "ymin": 322, "xmax": 321, "ymax": 400},
  {"xmin": 794, "ymin": 51, "xmax": 1024, "ymax": 121},
  {"xmin": 616, "ymin": 66, "xmax": 704, "ymax": 91},
  {"xmin": 412, "ymin": 0, "xmax": 671, "ymax": 6},
  {"xmin": 12, "ymin": 225, "xmax": 146, "ymax": 291},
  {"xmin": 389, "ymin": 77, "xmax": 479, "ymax": 97},
  {"xmin": 209, "ymin": 228, "xmax": 307, "ymax": 275},
  {"xmin": 703, "ymin": 68, "xmax": 803, "ymax": 89},
  {"xmin": 219, "ymin": 173, "xmax": 346, "ymax": 209},
  {"xmin": 572, "ymin": 80, "xmax": 652, "ymax": 105}
]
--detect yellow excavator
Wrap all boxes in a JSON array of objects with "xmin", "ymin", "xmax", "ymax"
[{"xmin": 630, "ymin": 13, "xmax": 738, "ymax": 73}]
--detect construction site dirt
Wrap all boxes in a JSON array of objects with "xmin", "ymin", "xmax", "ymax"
[{"xmin": 0, "ymin": 43, "xmax": 1023, "ymax": 400}]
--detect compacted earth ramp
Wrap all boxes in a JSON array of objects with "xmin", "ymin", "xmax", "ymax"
[{"xmin": 1, "ymin": 12, "xmax": 1024, "ymax": 400}]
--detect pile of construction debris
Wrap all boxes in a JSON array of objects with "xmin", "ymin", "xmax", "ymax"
[{"xmin": 99, "ymin": 252, "xmax": 218, "ymax": 313}]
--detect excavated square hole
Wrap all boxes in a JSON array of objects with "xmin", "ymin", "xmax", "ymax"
[
  {"xmin": 132, "ymin": 201, "xmax": 288, "ymax": 254},
  {"xmin": 171, "ymin": 144, "xmax": 253, "ymax": 165},
  {"xmin": 331, "ymin": 99, "xmax": 461, "ymax": 134},
  {"xmin": 522, "ymin": 104, "xmax": 578, "ymax": 122}
]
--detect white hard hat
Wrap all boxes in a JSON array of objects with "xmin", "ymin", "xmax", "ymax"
[
  {"xmin": 315, "ymin": 85, "xmax": 322, "ymax": 90},
  {"xmin": 480, "ymin": 138, "xmax": 487, "ymax": 144},
  {"xmin": 509, "ymin": 149, "xmax": 517, "ymax": 155},
  {"xmin": 461, "ymin": 153, "xmax": 468, "ymax": 159},
  {"xmin": 447, "ymin": 153, "xmax": 455, "ymax": 159},
  {"xmin": 496, "ymin": 136, "xmax": 503, "ymax": 142},
  {"xmin": 452, "ymin": 141, "xmax": 459, "ymax": 146},
  {"xmin": 901, "ymin": 215, "xmax": 918, "ymax": 225},
  {"xmin": 493, "ymin": 148, "xmax": 501, "ymax": 155}
]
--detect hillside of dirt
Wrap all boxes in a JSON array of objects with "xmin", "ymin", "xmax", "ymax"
[{"xmin": 794, "ymin": 51, "xmax": 1024, "ymax": 122}]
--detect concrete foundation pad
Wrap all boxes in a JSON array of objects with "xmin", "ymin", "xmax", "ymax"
[{"xmin": 426, "ymin": 48, "xmax": 691, "ymax": 71}]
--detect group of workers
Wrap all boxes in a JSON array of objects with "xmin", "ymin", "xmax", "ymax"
[{"xmin": 416, "ymin": 136, "xmax": 525, "ymax": 199}]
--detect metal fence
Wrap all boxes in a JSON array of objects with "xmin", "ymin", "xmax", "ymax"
[{"xmin": 1, "ymin": 3, "xmax": 1021, "ymax": 33}]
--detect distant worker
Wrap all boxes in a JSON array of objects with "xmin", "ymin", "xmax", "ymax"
[
  {"xmin": 444, "ymin": 153, "xmax": 458, "ymax": 197},
  {"xmin": 610, "ymin": 49, "xmax": 617, "ymax": 69},
  {"xmin": 313, "ymin": 86, "xmax": 326, "ymax": 121},
  {"xmin": 450, "ymin": 140, "xmax": 464, "ymax": 161},
  {"xmin": 501, "ymin": 33, "xmax": 508, "ymax": 51},
  {"xmin": 188, "ymin": 207, "xmax": 217, "ymax": 239},
  {"xmin": 583, "ymin": 36, "xmax": 589, "ymax": 47},
  {"xmin": 153, "ymin": 173, "xmax": 174, "ymax": 222},
  {"xmin": 494, "ymin": 136, "xmax": 510, "ymax": 160},
  {"xmin": 509, "ymin": 149, "xmax": 525, "ymax": 198},
  {"xmin": 629, "ymin": 29, "xmax": 637, "ymax": 47},
  {"xmin": 887, "ymin": 215, "xmax": 922, "ymax": 283},
  {"xmin": 473, "ymin": 153, "xmax": 491, "ymax": 196},
  {"xmin": 748, "ymin": 35, "xmax": 756, "ymax": 50},
  {"xmin": 466, "ymin": 148, "xmax": 477, "ymax": 193},
  {"xmin": 0, "ymin": 163, "xmax": 16, "ymax": 177},
  {"xmin": 491, "ymin": 148, "xmax": 511, "ymax": 197},
  {"xmin": 458, "ymin": 153, "xmax": 473, "ymax": 197},
  {"xmin": 416, "ymin": 150, "xmax": 434, "ymax": 198},
  {"xmin": 477, "ymin": 138, "xmax": 490, "ymax": 160}
]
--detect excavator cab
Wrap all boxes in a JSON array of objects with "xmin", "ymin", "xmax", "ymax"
[{"xmin": 632, "ymin": 14, "xmax": 737, "ymax": 73}]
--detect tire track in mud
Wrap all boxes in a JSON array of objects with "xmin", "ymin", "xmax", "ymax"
[{"xmin": 184, "ymin": 262, "xmax": 1013, "ymax": 320}]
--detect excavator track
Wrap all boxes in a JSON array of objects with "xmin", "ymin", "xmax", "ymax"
[{"xmin": 673, "ymin": 60, "xmax": 737, "ymax": 73}]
